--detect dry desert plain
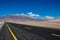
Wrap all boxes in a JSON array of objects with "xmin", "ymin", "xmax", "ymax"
[{"xmin": 6, "ymin": 19, "xmax": 60, "ymax": 29}]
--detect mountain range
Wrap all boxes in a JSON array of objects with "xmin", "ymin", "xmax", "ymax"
[
  {"xmin": 0, "ymin": 14, "xmax": 59, "ymax": 22},
  {"xmin": 0, "ymin": 14, "xmax": 42, "ymax": 22}
]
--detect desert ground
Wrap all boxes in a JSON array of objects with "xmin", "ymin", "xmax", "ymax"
[
  {"xmin": 0, "ymin": 19, "xmax": 60, "ymax": 29},
  {"xmin": 6, "ymin": 19, "xmax": 60, "ymax": 29}
]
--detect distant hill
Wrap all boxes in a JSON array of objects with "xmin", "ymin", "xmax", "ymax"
[
  {"xmin": 0, "ymin": 14, "xmax": 42, "ymax": 22},
  {"xmin": 50, "ymin": 18, "xmax": 60, "ymax": 23},
  {"xmin": 0, "ymin": 14, "xmax": 59, "ymax": 22}
]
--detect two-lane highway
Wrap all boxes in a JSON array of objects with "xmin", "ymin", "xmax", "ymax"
[
  {"xmin": 8, "ymin": 23, "xmax": 46, "ymax": 40},
  {"xmin": 0, "ymin": 22, "xmax": 60, "ymax": 40}
]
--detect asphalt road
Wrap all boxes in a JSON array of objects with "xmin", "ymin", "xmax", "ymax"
[{"xmin": 0, "ymin": 22, "xmax": 60, "ymax": 40}]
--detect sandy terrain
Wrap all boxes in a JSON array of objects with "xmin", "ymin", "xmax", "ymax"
[
  {"xmin": 0, "ymin": 19, "xmax": 60, "ymax": 29},
  {"xmin": 7, "ymin": 20, "xmax": 60, "ymax": 29},
  {"xmin": 51, "ymin": 19, "xmax": 60, "ymax": 23}
]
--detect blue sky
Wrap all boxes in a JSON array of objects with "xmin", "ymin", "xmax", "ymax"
[{"xmin": 0, "ymin": 0, "xmax": 60, "ymax": 18}]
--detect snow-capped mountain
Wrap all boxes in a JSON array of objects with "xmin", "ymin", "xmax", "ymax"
[{"xmin": 0, "ymin": 14, "xmax": 41, "ymax": 22}]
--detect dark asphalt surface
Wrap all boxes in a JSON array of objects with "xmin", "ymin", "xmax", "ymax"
[
  {"xmin": 0, "ymin": 22, "xmax": 60, "ymax": 40},
  {"xmin": 0, "ymin": 23, "xmax": 14, "ymax": 40}
]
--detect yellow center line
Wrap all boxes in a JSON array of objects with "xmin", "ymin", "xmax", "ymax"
[
  {"xmin": 6, "ymin": 24, "xmax": 18, "ymax": 40},
  {"xmin": 51, "ymin": 33, "xmax": 60, "ymax": 37}
]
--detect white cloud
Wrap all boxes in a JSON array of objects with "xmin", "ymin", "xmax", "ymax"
[
  {"xmin": 44, "ymin": 16, "xmax": 55, "ymax": 20},
  {"xmin": 27, "ymin": 12, "xmax": 40, "ymax": 18},
  {"xmin": 27, "ymin": 12, "xmax": 32, "ymax": 15},
  {"xmin": 20, "ymin": 13, "xmax": 25, "ymax": 16},
  {"xmin": 20, "ymin": 13, "xmax": 28, "ymax": 16},
  {"xmin": 11, "ymin": 13, "xmax": 27, "ymax": 16},
  {"xmin": 11, "ymin": 12, "xmax": 56, "ymax": 20},
  {"xmin": 11, "ymin": 14, "xmax": 21, "ymax": 16},
  {"xmin": 11, "ymin": 12, "xmax": 40, "ymax": 18}
]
